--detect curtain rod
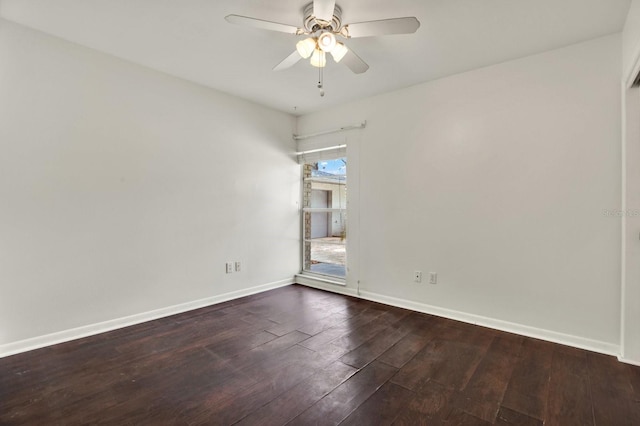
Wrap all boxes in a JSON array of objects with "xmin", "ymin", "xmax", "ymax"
[
  {"xmin": 296, "ymin": 144, "xmax": 347, "ymax": 156},
  {"xmin": 292, "ymin": 121, "xmax": 366, "ymax": 141}
]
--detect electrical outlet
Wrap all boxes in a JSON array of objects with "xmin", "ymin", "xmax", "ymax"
[
  {"xmin": 429, "ymin": 272, "xmax": 437, "ymax": 284},
  {"xmin": 235, "ymin": 261, "xmax": 241, "ymax": 272},
  {"xmin": 226, "ymin": 262, "xmax": 233, "ymax": 274},
  {"xmin": 414, "ymin": 271, "xmax": 422, "ymax": 283}
]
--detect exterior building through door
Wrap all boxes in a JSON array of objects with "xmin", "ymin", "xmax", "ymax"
[{"xmin": 310, "ymin": 189, "xmax": 330, "ymax": 238}]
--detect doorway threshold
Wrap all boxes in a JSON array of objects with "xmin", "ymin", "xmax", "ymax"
[{"xmin": 295, "ymin": 272, "xmax": 346, "ymax": 287}]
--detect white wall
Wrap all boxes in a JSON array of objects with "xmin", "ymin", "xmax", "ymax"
[
  {"xmin": 624, "ymin": 0, "xmax": 640, "ymax": 83},
  {"xmin": 621, "ymin": 1, "xmax": 640, "ymax": 365},
  {"xmin": 0, "ymin": 19, "xmax": 299, "ymax": 350},
  {"xmin": 298, "ymin": 35, "xmax": 622, "ymax": 352}
]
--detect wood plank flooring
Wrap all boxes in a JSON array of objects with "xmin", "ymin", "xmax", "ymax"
[{"xmin": 2, "ymin": 284, "xmax": 640, "ymax": 425}]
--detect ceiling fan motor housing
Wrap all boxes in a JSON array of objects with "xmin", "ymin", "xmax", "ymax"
[{"xmin": 303, "ymin": 2, "xmax": 342, "ymax": 33}]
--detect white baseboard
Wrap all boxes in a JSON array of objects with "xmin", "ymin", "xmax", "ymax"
[
  {"xmin": 295, "ymin": 278, "xmax": 620, "ymax": 358},
  {"xmin": 618, "ymin": 356, "xmax": 640, "ymax": 367},
  {"xmin": 0, "ymin": 278, "xmax": 293, "ymax": 359},
  {"xmin": 4, "ymin": 277, "xmax": 626, "ymax": 363}
]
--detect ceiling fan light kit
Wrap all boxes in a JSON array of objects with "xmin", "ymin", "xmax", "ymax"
[
  {"xmin": 296, "ymin": 32, "xmax": 344, "ymax": 68},
  {"xmin": 225, "ymin": 0, "xmax": 420, "ymax": 95},
  {"xmin": 296, "ymin": 37, "xmax": 316, "ymax": 59},
  {"xmin": 310, "ymin": 49, "xmax": 327, "ymax": 68},
  {"xmin": 331, "ymin": 42, "xmax": 348, "ymax": 63},
  {"xmin": 318, "ymin": 31, "xmax": 337, "ymax": 52}
]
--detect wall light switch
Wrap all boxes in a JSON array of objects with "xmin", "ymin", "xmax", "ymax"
[
  {"xmin": 235, "ymin": 261, "xmax": 241, "ymax": 272},
  {"xmin": 226, "ymin": 262, "xmax": 233, "ymax": 274}
]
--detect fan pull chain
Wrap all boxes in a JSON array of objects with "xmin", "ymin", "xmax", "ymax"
[{"xmin": 318, "ymin": 64, "xmax": 325, "ymax": 97}]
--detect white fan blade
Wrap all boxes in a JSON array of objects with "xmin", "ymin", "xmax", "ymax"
[
  {"xmin": 345, "ymin": 17, "xmax": 420, "ymax": 38},
  {"xmin": 313, "ymin": 0, "xmax": 336, "ymax": 23},
  {"xmin": 341, "ymin": 48, "xmax": 369, "ymax": 74},
  {"xmin": 273, "ymin": 50, "xmax": 302, "ymax": 71},
  {"xmin": 225, "ymin": 15, "xmax": 301, "ymax": 34}
]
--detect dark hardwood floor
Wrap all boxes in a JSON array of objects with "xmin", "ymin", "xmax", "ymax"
[{"xmin": 2, "ymin": 284, "xmax": 640, "ymax": 425}]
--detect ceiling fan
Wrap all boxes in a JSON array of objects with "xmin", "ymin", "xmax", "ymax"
[{"xmin": 225, "ymin": 0, "xmax": 420, "ymax": 78}]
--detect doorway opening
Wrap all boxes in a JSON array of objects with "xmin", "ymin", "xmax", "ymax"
[{"xmin": 302, "ymin": 157, "xmax": 346, "ymax": 278}]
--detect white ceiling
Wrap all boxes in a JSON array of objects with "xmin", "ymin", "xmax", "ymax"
[{"xmin": 0, "ymin": 0, "xmax": 631, "ymax": 115}]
